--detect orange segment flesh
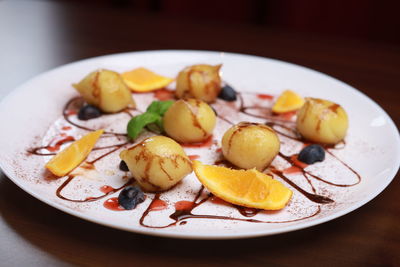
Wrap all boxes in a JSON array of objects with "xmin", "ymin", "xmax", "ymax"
[
  {"xmin": 45, "ymin": 130, "xmax": 104, "ymax": 176},
  {"xmin": 272, "ymin": 90, "xmax": 305, "ymax": 113},
  {"xmin": 121, "ymin": 67, "xmax": 173, "ymax": 92},
  {"xmin": 193, "ymin": 161, "xmax": 292, "ymax": 210}
]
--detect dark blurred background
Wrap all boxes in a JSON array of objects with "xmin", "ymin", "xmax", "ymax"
[
  {"xmin": 2, "ymin": 0, "xmax": 399, "ymax": 112},
  {"xmin": 42, "ymin": 0, "xmax": 400, "ymax": 45}
]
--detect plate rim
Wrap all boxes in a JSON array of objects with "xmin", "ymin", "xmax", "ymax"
[{"xmin": 1, "ymin": 49, "xmax": 399, "ymax": 239}]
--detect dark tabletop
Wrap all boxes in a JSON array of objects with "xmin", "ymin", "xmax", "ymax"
[{"xmin": 1, "ymin": 0, "xmax": 399, "ymax": 266}]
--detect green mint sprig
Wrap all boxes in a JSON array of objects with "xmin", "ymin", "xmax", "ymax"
[{"xmin": 127, "ymin": 100, "xmax": 173, "ymax": 140}]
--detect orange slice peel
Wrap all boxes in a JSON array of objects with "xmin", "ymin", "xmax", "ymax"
[
  {"xmin": 193, "ymin": 161, "xmax": 292, "ymax": 210},
  {"xmin": 272, "ymin": 90, "xmax": 305, "ymax": 113},
  {"xmin": 45, "ymin": 129, "xmax": 104, "ymax": 176},
  {"xmin": 121, "ymin": 67, "xmax": 173, "ymax": 92}
]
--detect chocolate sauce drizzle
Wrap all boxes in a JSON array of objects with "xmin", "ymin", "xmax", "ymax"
[
  {"xmin": 62, "ymin": 97, "xmax": 128, "ymax": 136},
  {"xmin": 271, "ymin": 166, "xmax": 334, "ymax": 204},
  {"xmin": 30, "ymin": 90, "xmax": 361, "ymax": 229},
  {"xmin": 29, "ymin": 141, "xmax": 129, "ymax": 156},
  {"xmin": 56, "ymin": 176, "xmax": 133, "ymax": 202},
  {"xmin": 139, "ymin": 186, "xmax": 321, "ymax": 228},
  {"xmin": 238, "ymin": 93, "xmax": 297, "ymax": 125},
  {"xmin": 28, "ymin": 136, "xmax": 75, "ymax": 156},
  {"xmin": 30, "ymin": 97, "xmax": 132, "ymax": 201},
  {"xmin": 55, "ymin": 142, "xmax": 131, "ymax": 202},
  {"xmin": 88, "ymin": 142, "xmax": 129, "ymax": 164}
]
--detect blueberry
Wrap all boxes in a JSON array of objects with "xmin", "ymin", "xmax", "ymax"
[
  {"xmin": 119, "ymin": 160, "xmax": 129, "ymax": 172},
  {"xmin": 298, "ymin": 144, "xmax": 325, "ymax": 164},
  {"xmin": 218, "ymin": 84, "xmax": 237, "ymax": 101},
  {"xmin": 78, "ymin": 105, "xmax": 102, "ymax": 120},
  {"xmin": 118, "ymin": 185, "xmax": 145, "ymax": 210}
]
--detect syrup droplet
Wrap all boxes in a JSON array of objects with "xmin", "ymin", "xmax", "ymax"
[
  {"xmin": 149, "ymin": 198, "xmax": 168, "ymax": 211},
  {"xmin": 46, "ymin": 136, "xmax": 75, "ymax": 152},
  {"xmin": 181, "ymin": 136, "xmax": 213, "ymax": 148},
  {"xmin": 154, "ymin": 88, "xmax": 174, "ymax": 100},
  {"xmin": 175, "ymin": 201, "xmax": 195, "ymax": 211},
  {"xmin": 257, "ymin": 94, "xmax": 274, "ymax": 100},
  {"xmin": 291, "ymin": 155, "xmax": 309, "ymax": 169},
  {"xmin": 188, "ymin": 155, "xmax": 200, "ymax": 161},
  {"xmin": 100, "ymin": 185, "xmax": 115, "ymax": 194},
  {"xmin": 277, "ymin": 111, "xmax": 297, "ymax": 120},
  {"xmin": 283, "ymin": 166, "xmax": 303, "ymax": 174},
  {"xmin": 66, "ymin": 110, "xmax": 77, "ymax": 116},
  {"xmin": 104, "ymin": 197, "xmax": 125, "ymax": 211}
]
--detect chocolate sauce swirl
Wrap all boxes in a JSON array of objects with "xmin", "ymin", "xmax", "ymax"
[
  {"xmin": 29, "ymin": 89, "xmax": 362, "ymax": 229},
  {"xmin": 62, "ymin": 97, "xmax": 129, "ymax": 136},
  {"xmin": 56, "ymin": 176, "xmax": 133, "ymax": 202},
  {"xmin": 139, "ymin": 186, "xmax": 321, "ymax": 228}
]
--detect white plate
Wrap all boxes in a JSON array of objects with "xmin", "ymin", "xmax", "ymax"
[{"xmin": 0, "ymin": 50, "xmax": 399, "ymax": 239}]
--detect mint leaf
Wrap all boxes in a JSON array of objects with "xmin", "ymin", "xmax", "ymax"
[
  {"xmin": 146, "ymin": 123, "xmax": 162, "ymax": 134},
  {"xmin": 146, "ymin": 100, "xmax": 174, "ymax": 116},
  {"xmin": 127, "ymin": 100, "xmax": 174, "ymax": 140},
  {"xmin": 127, "ymin": 112, "xmax": 160, "ymax": 140}
]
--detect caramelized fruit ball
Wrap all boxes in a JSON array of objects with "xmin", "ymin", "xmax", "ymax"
[
  {"xmin": 296, "ymin": 98, "xmax": 348, "ymax": 144},
  {"xmin": 163, "ymin": 99, "xmax": 216, "ymax": 143},
  {"xmin": 119, "ymin": 136, "xmax": 192, "ymax": 192},
  {"xmin": 222, "ymin": 122, "xmax": 280, "ymax": 171},
  {"xmin": 175, "ymin": 64, "xmax": 222, "ymax": 103},
  {"xmin": 73, "ymin": 69, "xmax": 135, "ymax": 113}
]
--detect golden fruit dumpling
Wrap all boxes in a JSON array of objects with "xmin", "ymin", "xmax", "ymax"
[
  {"xmin": 272, "ymin": 90, "xmax": 305, "ymax": 113},
  {"xmin": 221, "ymin": 122, "xmax": 280, "ymax": 171},
  {"xmin": 296, "ymin": 98, "xmax": 348, "ymax": 144},
  {"xmin": 193, "ymin": 161, "xmax": 292, "ymax": 210},
  {"xmin": 73, "ymin": 69, "xmax": 135, "ymax": 113},
  {"xmin": 163, "ymin": 99, "xmax": 216, "ymax": 143},
  {"xmin": 119, "ymin": 136, "xmax": 192, "ymax": 192},
  {"xmin": 175, "ymin": 64, "xmax": 222, "ymax": 103}
]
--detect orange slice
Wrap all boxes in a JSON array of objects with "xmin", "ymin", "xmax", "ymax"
[
  {"xmin": 121, "ymin": 67, "xmax": 173, "ymax": 92},
  {"xmin": 193, "ymin": 161, "xmax": 292, "ymax": 210},
  {"xmin": 45, "ymin": 130, "xmax": 104, "ymax": 176},
  {"xmin": 272, "ymin": 90, "xmax": 305, "ymax": 113}
]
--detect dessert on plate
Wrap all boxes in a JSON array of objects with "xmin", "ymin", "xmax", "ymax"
[{"xmin": 29, "ymin": 63, "xmax": 359, "ymax": 229}]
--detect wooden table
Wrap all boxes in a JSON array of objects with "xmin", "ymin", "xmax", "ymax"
[{"xmin": 1, "ymin": 1, "xmax": 399, "ymax": 266}]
